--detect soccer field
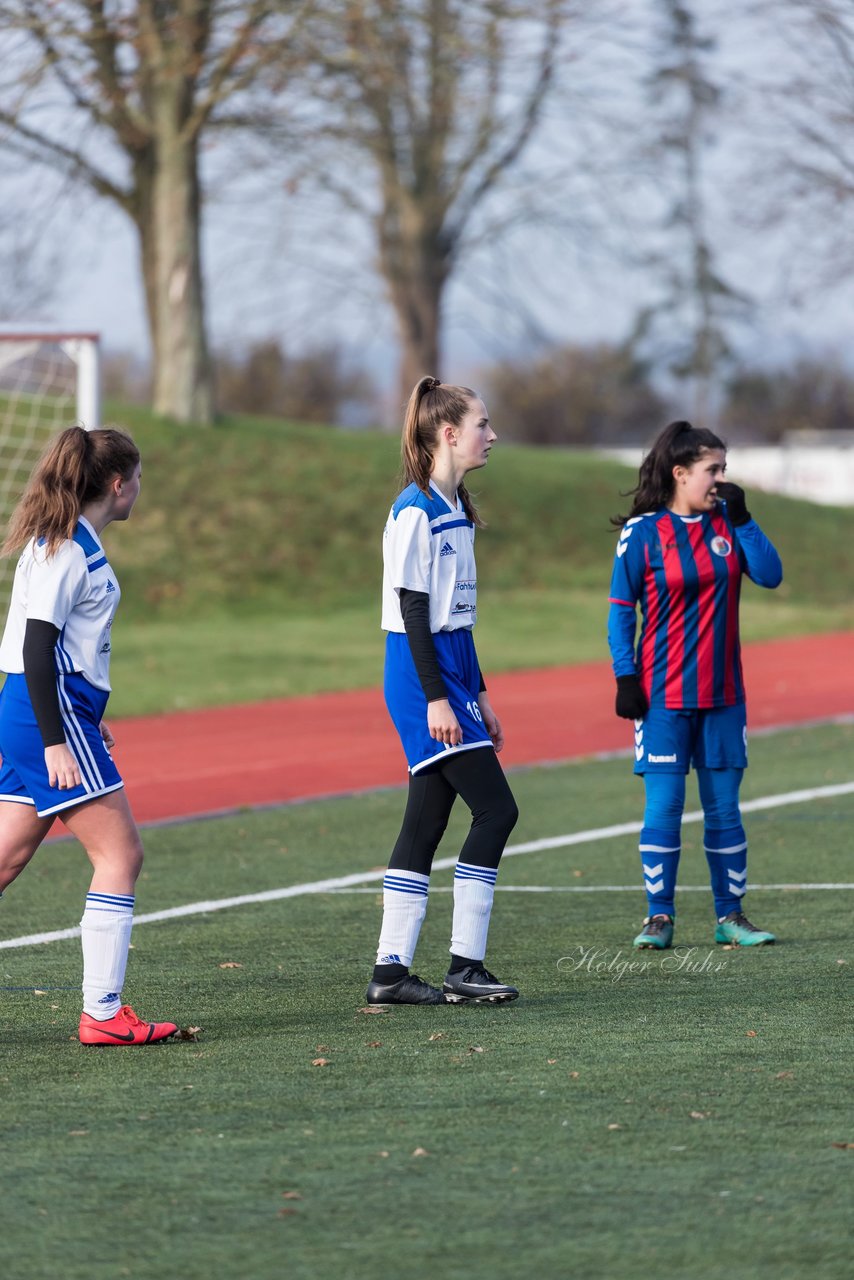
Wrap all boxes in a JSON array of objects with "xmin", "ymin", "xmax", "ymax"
[{"xmin": 1, "ymin": 722, "xmax": 852, "ymax": 1280}]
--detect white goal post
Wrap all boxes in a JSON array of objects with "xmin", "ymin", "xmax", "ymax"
[{"xmin": 0, "ymin": 325, "xmax": 101, "ymax": 594}]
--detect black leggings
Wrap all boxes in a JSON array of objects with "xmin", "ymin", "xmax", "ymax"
[{"xmin": 388, "ymin": 748, "xmax": 519, "ymax": 876}]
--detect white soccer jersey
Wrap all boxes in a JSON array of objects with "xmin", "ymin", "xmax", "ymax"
[
  {"xmin": 0, "ymin": 517, "xmax": 121, "ymax": 692},
  {"xmin": 382, "ymin": 481, "xmax": 477, "ymax": 633}
]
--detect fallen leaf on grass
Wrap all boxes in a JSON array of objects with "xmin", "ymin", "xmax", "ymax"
[
  {"xmin": 316, "ymin": 1045, "xmax": 330, "ymax": 1052},
  {"xmin": 468, "ymin": 1045, "xmax": 485, "ymax": 1054},
  {"xmin": 607, "ymin": 1123, "xmax": 622, "ymax": 1131},
  {"xmin": 690, "ymin": 1111, "xmax": 708, "ymax": 1120},
  {"xmin": 547, "ymin": 1059, "xmax": 557, "ymax": 1065},
  {"xmin": 831, "ymin": 1142, "xmax": 854, "ymax": 1150},
  {"xmin": 569, "ymin": 1072, "xmax": 580, "ymax": 1080},
  {"xmin": 218, "ymin": 962, "xmax": 243, "ymax": 969},
  {"xmin": 774, "ymin": 1071, "xmax": 794, "ymax": 1080},
  {"xmin": 377, "ymin": 1151, "xmax": 389, "ymax": 1158},
  {"xmin": 281, "ymin": 1191, "xmax": 302, "ymax": 1200},
  {"xmin": 358, "ymin": 1006, "xmax": 388, "ymax": 1015},
  {"xmin": 175, "ymin": 1026, "xmax": 202, "ymax": 1042},
  {"xmin": 746, "ymin": 1030, "xmax": 758, "ymax": 1037},
  {"xmin": 68, "ymin": 1130, "xmax": 88, "ymax": 1137},
  {"xmin": 366, "ymin": 1041, "xmax": 382, "ymax": 1048},
  {"xmin": 278, "ymin": 1208, "xmax": 299, "ymax": 1218},
  {"xmin": 34, "ymin": 989, "xmax": 47, "ymax": 996},
  {"xmin": 428, "ymin": 1032, "xmax": 446, "ymax": 1041},
  {"xmin": 411, "ymin": 1148, "xmax": 429, "ymax": 1157},
  {"xmin": 572, "ymin": 870, "xmax": 583, "ymax": 878},
  {"xmin": 311, "ymin": 1058, "xmax": 331, "ymax": 1067}
]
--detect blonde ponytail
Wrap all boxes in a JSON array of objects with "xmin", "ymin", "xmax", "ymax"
[{"xmin": 400, "ymin": 376, "xmax": 483, "ymax": 527}]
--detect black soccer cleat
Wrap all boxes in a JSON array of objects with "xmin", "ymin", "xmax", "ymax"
[
  {"xmin": 365, "ymin": 973, "xmax": 447, "ymax": 1005},
  {"xmin": 442, "ymin": 964, "xmax": 519, "ymax": 1004}
]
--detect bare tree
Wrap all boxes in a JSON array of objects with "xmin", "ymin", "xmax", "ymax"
[
  {"xmin": 629, "ymin": 0, "xmax": 751, "ymax": 424},
  {"xmin": 0, "ymin": 202, "xmax": 62, "ymax": 320},
  {"xmin": 292, "ymin": 0, "xmax": 573, "ymax": 406},
  {"xmin": 737, "ymin": 0, "xmax": 854, "ymax": 298},
  {"xmin": 0, "ymin": 2, "xmax": 306, "ymax": 424}
]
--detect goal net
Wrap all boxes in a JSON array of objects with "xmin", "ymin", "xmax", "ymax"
[{"xmin": 0, "ymin": 327, "xmax": 100, "ymax": 598}]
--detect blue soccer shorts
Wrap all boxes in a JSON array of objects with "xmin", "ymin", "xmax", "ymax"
[
  {"xmin": 632, "ymin": 703, "xmax": 747, "ymax": 775},
  {"xmin": 0, "ymin": 672, "xmax": 124, "ymax": 817},
  {"xmin": 384, "ymin": 628, "xmax": 494, "ymax": 774}
]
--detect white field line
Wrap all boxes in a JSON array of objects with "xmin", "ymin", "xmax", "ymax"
[
  {"xmin": 328, "ymin": 883, "xmax": 854, "ymax": 894},
  {"xmin": 2, "ymin": 779, "xmax": 853, "ymax": 951}
]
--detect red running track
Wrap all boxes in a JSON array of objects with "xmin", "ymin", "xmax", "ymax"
[{"xmin": 99, "ymin": 631, "xmax": 854, "ymax": 827}]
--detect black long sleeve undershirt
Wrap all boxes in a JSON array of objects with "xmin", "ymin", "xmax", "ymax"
[
  {"xmin": 398, "ymin": 589, "xmax": 486, "ymax": 702},
  {"xmin": 22, "ymin": 618, "xmax": 65, "ymax": 747}
]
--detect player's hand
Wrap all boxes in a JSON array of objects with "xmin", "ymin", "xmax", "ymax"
[
  {"xmin": 427, "ymin": 698, "xmax": 463, "ymax": 747},
  {"xmin": 45, "ymin": 743, "xmax": 81, "ymax": 790},
  {"xmin": 478, "ymin": 694, "xmax": 505, "ymax": 753},
  {"xmin": 99, "ymin": 721, "xmax": 115, "ymax": 750},
  {"xmin": 615, "ymin": 675, "xmax": 648, "ymax": 720},
  {"xmin": 714, "ymin": 480, "xmax": 751, "ymax": 527}
]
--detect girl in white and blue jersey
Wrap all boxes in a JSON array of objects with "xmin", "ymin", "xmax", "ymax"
[
  {"xmin": 366, "ymin": 376, "xmax": 519, "ymax": 1007},
  {"xmin": 0, "ymin": 426, "xmax": 177, "ymax": 1046}
]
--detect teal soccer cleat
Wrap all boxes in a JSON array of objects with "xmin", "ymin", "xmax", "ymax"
[
  {"xmin": 633, "ymin": 914, "xmax": 674, "ymax": 949},
  {"xmin": 715, "ymin": 911, "xmax": 776, "ymax": 946}
]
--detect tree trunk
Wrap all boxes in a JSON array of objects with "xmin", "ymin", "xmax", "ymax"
[
  {"xmin": 381, "ymin": 234, "xmax": 447, "ymax": 412},
  {"xmin": 136, "ymin": 130, "xmax": 213, "ymax": 425},
  {"xmin": 394, "ymin": 282, "xmax": 442, "ymax": 411}
]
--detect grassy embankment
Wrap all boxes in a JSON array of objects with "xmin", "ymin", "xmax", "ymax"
[{"xmin": 72, "ymin": 405, "xmax": 854, "ymax": 716}]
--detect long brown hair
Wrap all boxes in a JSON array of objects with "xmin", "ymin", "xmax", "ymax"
[
  {"xmin": 3, "ymin": 425, "xmax": 140, "ymax": 557},
  {"xmin": 401, "ymin": 376, "xmax": 484, "ymax": 527},
  {"xmin": 612, "ymin": 420, "xmax": 726, "ymax": 528}
]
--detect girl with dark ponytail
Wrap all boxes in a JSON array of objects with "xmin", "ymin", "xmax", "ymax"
[
  {"xmin": 366, "ymin": 376, "xmax": 519, "ymax": 1006},
  {"xmin": 0, "ymin": 426, "xmax": 178, "ymax": 1045},
  {"xmin": 608, "ymin": 419, "xmax": 783, "ymax": 950}
]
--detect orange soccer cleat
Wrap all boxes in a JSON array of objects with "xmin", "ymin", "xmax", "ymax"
[{"xmin": 78, "ymin": 1004, "xmax": 178, "ymax": 1046}]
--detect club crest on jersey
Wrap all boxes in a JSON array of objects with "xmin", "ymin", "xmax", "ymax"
[{"xmin": 711, "ymin": 535, "xmax": 732, "ymax": 557}]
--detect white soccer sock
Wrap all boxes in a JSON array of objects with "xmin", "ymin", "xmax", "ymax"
[
  {"xmin": 80, "ymin": 891, "xmax": 135, "ymax": 1019},
  {"xmin": 376, "ymin": 870, "xmax": 429, "ymax": 968},
  {"xmin": 450, "ymin": 862, "xmax": 498, "ymax": 962}
]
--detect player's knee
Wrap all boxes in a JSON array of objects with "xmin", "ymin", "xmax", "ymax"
[
  {"xmin": 499, "ymin": 794, "xmax": 520, "ymax": 838},
  {"xmin": 479, "ymin": 794, "xmax": 518, "ymax": 843}
]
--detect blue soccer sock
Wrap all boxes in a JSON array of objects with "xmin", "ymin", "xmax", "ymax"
[
  {"xmin": 639, "ymin": 828, "xmax": 681, "ymax": 916},
  {"xmin": 704, "ymin": 825, "xmax": 748, "ymax": 919}
]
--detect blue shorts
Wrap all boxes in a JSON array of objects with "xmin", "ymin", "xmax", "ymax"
[
  {"xmin": 0, "ymin": 672, "xmax": 123, "ymax": 817},
  {"xmin": 384, "ymin": 629, "xmax": 493, "ymax": 774},
  {"xmin": 633, "ymin": 703, "xmax": 747, "ymax": 775}
]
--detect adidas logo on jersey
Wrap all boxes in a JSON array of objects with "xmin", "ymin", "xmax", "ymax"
[
  {"xmin": 440, "ymin": 541, "xmax": 456, "ymax": 556},
  {"xmin": 105, "ymin": 579, "xmax": 116, "ymax": 593}
]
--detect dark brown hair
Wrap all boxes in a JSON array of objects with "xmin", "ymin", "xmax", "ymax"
[
  {"xmin": 612, "ymin": 420, "xmax": 726, "ymax": 528},
  {"xmin": 401, "ymin": 376, "xmax": 483, "ymax": 526},
  {"xmin": 3, "ymin": 425, "xmax": 140, "ymax": 556}
]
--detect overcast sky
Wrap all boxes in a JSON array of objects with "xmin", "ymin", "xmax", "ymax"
[{"xmin": 8, "ymin": 0, "xmax": 853, "ymax": 396}]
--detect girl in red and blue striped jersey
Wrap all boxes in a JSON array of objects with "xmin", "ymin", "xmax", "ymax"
[{"xmin": 608, "ymin": 420, "xmax": 783, "ymax": 950}]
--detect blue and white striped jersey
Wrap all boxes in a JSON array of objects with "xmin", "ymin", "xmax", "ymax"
[
  {"xmin": 382, "ymin": 481, "xmax": 477, "ymax": 633},
  {"xmin": 0, "ymin": 516, "xmax": 121, "ymax": 691}
]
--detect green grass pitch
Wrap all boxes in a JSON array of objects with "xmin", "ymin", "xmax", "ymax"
[{"xmin": 0, "ymin": 722, "xmax": 852, "ymax": 1280}]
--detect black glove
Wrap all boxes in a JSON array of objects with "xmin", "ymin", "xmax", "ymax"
[
  {"xmin": 615, "ymin": 674, "xmax": 648, "ymax": 720},
  {"xmin": 715, "ymin": 481, "xmax": 751, "ymax": 527}
]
